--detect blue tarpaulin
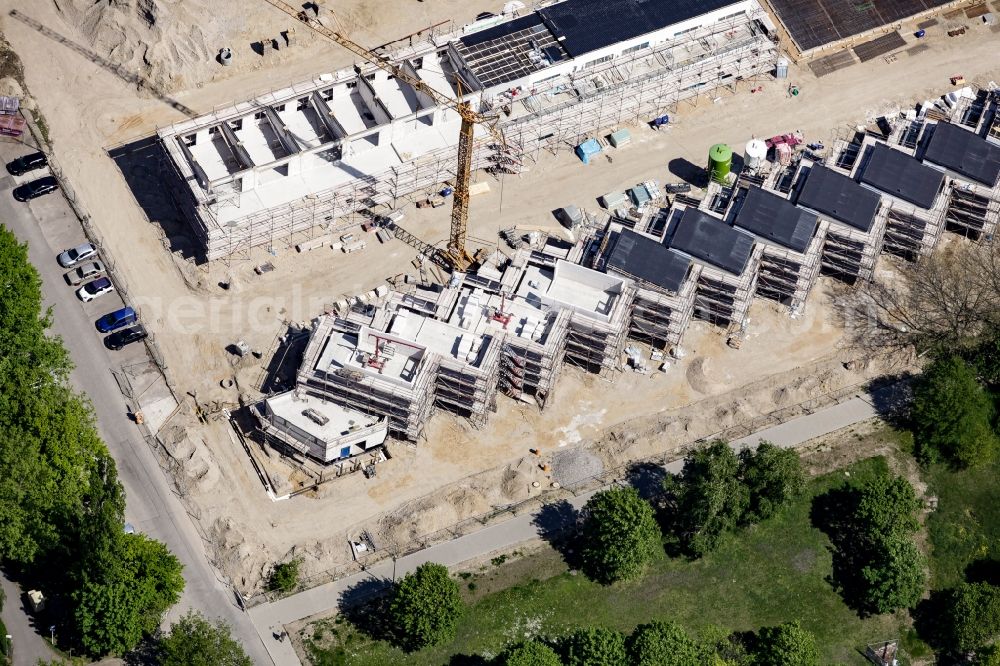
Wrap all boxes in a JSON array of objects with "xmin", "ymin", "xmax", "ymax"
[{"xmin": 575, "ymin": 138, "xmax": 602, "ymax": 164}]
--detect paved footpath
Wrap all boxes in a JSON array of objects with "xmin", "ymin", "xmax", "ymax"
[{"xmin": 249, "ymin": 389, "xmax": 880, "ymax": 665}]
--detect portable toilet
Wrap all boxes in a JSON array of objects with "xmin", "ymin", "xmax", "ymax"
[
  {"xmin": 609, "ymin": 128, "xmax": 631, "ymax": 148},
  {"xmin": 575, "ymin": 138, "xmax": 602, "ymax": 164},
  {"xmin": 775, "ymin": 57, "xmax": 789, "ymax": 79}
]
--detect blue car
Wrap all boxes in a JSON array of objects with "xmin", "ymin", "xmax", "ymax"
[{"xmin": 96, "ymin": 306, "xmax": 136, "ymax": 333}]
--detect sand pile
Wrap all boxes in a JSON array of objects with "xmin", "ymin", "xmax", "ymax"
[{"xmin": 54, "ymin": 0, "xmax": 216, "ymax": 92}]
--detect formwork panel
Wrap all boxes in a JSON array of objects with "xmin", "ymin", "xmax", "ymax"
[{"xmin": 770, "ymin": 0, "xmax": 951, "ymax": 51}]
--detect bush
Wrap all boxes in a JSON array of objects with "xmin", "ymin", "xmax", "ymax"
[
  {"xmin": 158, "ymin": 610, "xmax": 253, "ymax": 666},
  {"xmin": 627, "ymin": 620, "xmax": 699, "ymax": 666},
  {"xmin": 944, "ymin": 582, "xmax": 1000, "ymax": 654},
  {"xmin": 752, "ymin": 621, "xmax": 818, "ymax": 666},
  {"xmin": 564, "ymin": 627, "xmax": 627, "ymax": 666},
  {"xmin": 389, "ymin": 562, "xmax": 463, "ymax": 651},
  {"xmin": 580, "ymin": 487, "xmax": 660, "ymax": 584},
  {"xmin": 500, "ymin": 639, "xmax": 563, "ymax": 666},
  {"xmin": 663, "ymin": 441, "xmax": 748, "ymax": 557},
  {"xmin": 268, "ymin": 558, "xmax": 302, "ymax": 593},
  {"xmin": 912, "ymin": 355, "xmax": 998, "ymax": 467}
]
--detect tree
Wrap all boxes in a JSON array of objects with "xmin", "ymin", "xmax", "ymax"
[
  {"xmin": 267, "ymin": 557, "xmax": 302, "ymax": 593},
  {"xmin": 752, "ymin": 621, "xmax": 818, "ymax": 666},
  {"xmin": 389, "ymin": 562, "xmax": 463, "ymax": 651},
  {"xmin": 859, "ymin": 537, "xmax": 926, "ymax": 614},
  {"xmin": 74, "ymin": 533, "xmax": 185, "ymax": 656},
  {"xmin": 157, "ymin": 610, "xmax": 253, "ymax": 666},
  {"xmin": 942, "ymin": 582, "xmax": 1000, "ymax": 654},
  {"xmin": 564, "ymin": 627, "xmax": 627, "ymax": 666},
  {"xmin": 738, "ymin": 442, "xmax": 802, "ymax": 524},
  {"xmin": 500, "ymin": 639, "xmax": 563, "ymax": 666},
  {"xmin": 663, "ymin": 441, "xmax": 748, "ymax": 557},
  {"xmin": 627, "ymin": 620, "xmax": 699, "ymax": 666},
  {"xmin": 843, "ymin": 242, "xmax": 1000, "ymax": 358},
  {"xmin": 912, "ymin": 355, "xmax": 998, "ymax": 467},
  {"xmin": 974, "ymin": 644, "xmax": 1000, "ymax": 666},
  {"xmin": 0, "ymin": 228, "xmax": 185, "ymax": 657},
  {"xmin": 580, "ymin": 487, "xmax": 660, "ymax": 584},
  {"xmin": 817, "ymin": 470, "xmax": 926, "ymax": 615}
]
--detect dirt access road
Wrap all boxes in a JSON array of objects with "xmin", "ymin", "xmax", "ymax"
[{"xmin": 3, "ymin": 0, "xmax": 999, "ymax": 598}]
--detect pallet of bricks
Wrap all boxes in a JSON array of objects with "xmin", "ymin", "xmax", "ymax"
[{"xmin": 0, "ymin": 95, "xmax": 25, "ymax": 137}]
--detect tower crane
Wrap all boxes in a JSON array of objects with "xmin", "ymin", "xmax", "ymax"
[{"xmin": 262, "ymin": 0, "xmax": 506, "ymax": 271}]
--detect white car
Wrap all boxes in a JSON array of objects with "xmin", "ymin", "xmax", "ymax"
[
  {"xmin": 76, "ymin": 276, "xmax": 114, "ymax": 302},
  {"xmin": 57, "ymin": 242, "xmax": 97, "ymax": 268},
  {"xmin": 64, "ymin": 260, "xmax": 106, "ymax": 286}
]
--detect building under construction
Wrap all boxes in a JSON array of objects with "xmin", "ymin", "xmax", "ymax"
[
  {"xmin": 253, "ymin": 85, "xmax": 1000, "ymax": 453},
  {"xmin": 157, "ymin": 0, "xmax": 779, "ymax": 261},
  {"xmin": 888, "ymin": 96, "xmax": 1000, "ymax": 241},
  {"xmin": 293, "ymin": 249, "xmax": 634, "ymax": 441}
]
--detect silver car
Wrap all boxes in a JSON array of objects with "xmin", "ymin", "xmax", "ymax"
[
  {"xmin": 65, "ymin": 260, "xmax": 106, "ymax": 286},
  {"xmin": 57, "ymin": 242, "xmax": 97, "ymax": 268}
]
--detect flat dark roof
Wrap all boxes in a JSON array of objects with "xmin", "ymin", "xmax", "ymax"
[
  {"xmin": 796, "ymin": 164, "xmax": 881, "ymax": 232},
  {"xmin": 459, "ymin": 14, "xmax": 547, "ymax": 48},
  {"xmin": 605, "ymin": 228, "xmax": 691, "ymax": 293},
  {"xmin": 924, "ymin": 121, "xmax": 1000, "ymax": 187},
  {"xmin": 860, "ymin": 143, "xmax": 944, "ymax": 209},
  {"xmin": 670, "ymin": 208, "xmax": 755, "ymax": 275},
  {"xmin": 538, "ymin": 0, "xmax": 742, "ymax": 58},
  {"xmin": 734, "ymin": 187, "xmax": 818, "ymax": 253}
]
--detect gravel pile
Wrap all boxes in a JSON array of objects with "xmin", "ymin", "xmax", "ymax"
[{"xmin": 551, "ymin": 448, "xmax": 604, "ymax": 489}]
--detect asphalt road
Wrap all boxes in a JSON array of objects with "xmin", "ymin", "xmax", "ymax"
[
  {"xmin": 0, "ymin": 139, "xmax": 272, "ymax": 665},
  {"xmin": 249, "ymin": 389, "xmax": 883, "ymax": 666}
]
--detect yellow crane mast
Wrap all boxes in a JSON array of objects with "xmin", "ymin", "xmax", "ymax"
[{"xmin": 262, "ymin": 0, "xmax": 505, "ymax": 271}]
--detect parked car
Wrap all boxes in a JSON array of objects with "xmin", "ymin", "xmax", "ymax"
[
  {"xmin": 76, "ymin": 276, "xmax": 114, "ymax": 302},
  {"xmin": 6, "ymin": 151, "xmax": 47, "ymax": 176},
  {"xmin": 57, "ymin": 242, "xmax": 97, "ymax": 268},
  {"xmin": 104, "ymin": 324, "xmax": 147, "ymax": 350},
  {"xmin": 64, "ymin": 260, "xmax": 106, "ymax": 286},
  {"xmin": 95, "ymin": 306, "xmax": 137, "ymax": 333},
  {"xmin": 12, "ymin": 176, "xmax": 58, "ymax": 202}
]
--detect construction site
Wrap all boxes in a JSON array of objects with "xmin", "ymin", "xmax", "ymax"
[{"xmin": 5, "ymin": 0, "xmax": 1000, "ymax": 619}]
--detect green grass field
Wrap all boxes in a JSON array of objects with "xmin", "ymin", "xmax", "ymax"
[
  {"xmin": 924, "ymin": 458, "xmax": 1000, "ymax": 589},
  {"xmin": 304, "ymin": 455, "xmax": 921, "ymax": 665}
]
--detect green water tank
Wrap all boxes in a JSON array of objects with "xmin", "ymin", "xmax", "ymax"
[{"xmin": 708, "ymin": 143, "xmax": 733, "ymax": 184}]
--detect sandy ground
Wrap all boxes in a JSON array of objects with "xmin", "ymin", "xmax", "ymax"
[{"xmin": 4, "ymin": 0, "xmax": 1000, "ymax": 593}]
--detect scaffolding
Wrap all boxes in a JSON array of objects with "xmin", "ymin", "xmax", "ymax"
[
  {"xmin": 562, "ymin": 282, "xmax": 636, "ymax": 376},
  {"xmin": 819, "ymin": 204, "xmax": 889, "ymax": 283},
  {"xmin": 753, "ymin": 222, "xmax": 827, "ymax": 310},
  {"xmin": 625, "ymin": 269, "xmax": 700, "ymax": 350},
  {"xmin": 500, "ymin": 309, "xmax": 570, "ymax": 407},
  {"xmin": 158, "ymin": 7, "xmax": 778, "ymax": 262},
  {"xmin": 297, "ymin": 317, "xmax": 437, "ymax": 441},
  {"xmin": 691, "ymin": 246, "xmax": 763, "ymax": 334},
  {"xmin": 502, "ymin": 10, "xmax": 778, "ymax": 162},
  {"xmin": 945, "ymin": 182, "xmax": 1000, "ymax": 240}
]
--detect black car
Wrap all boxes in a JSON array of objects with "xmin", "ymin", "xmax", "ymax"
[
  {"xmin": 13, "ymin": 176, "xmax": 59, "ymax": 202},
  {"xmin": 6, "ymin": 151, "xmax": 47, "ymax": 176},
  {"xmin": 104, "ymin": 324, "xmax": 148, "ymax": 351}
]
